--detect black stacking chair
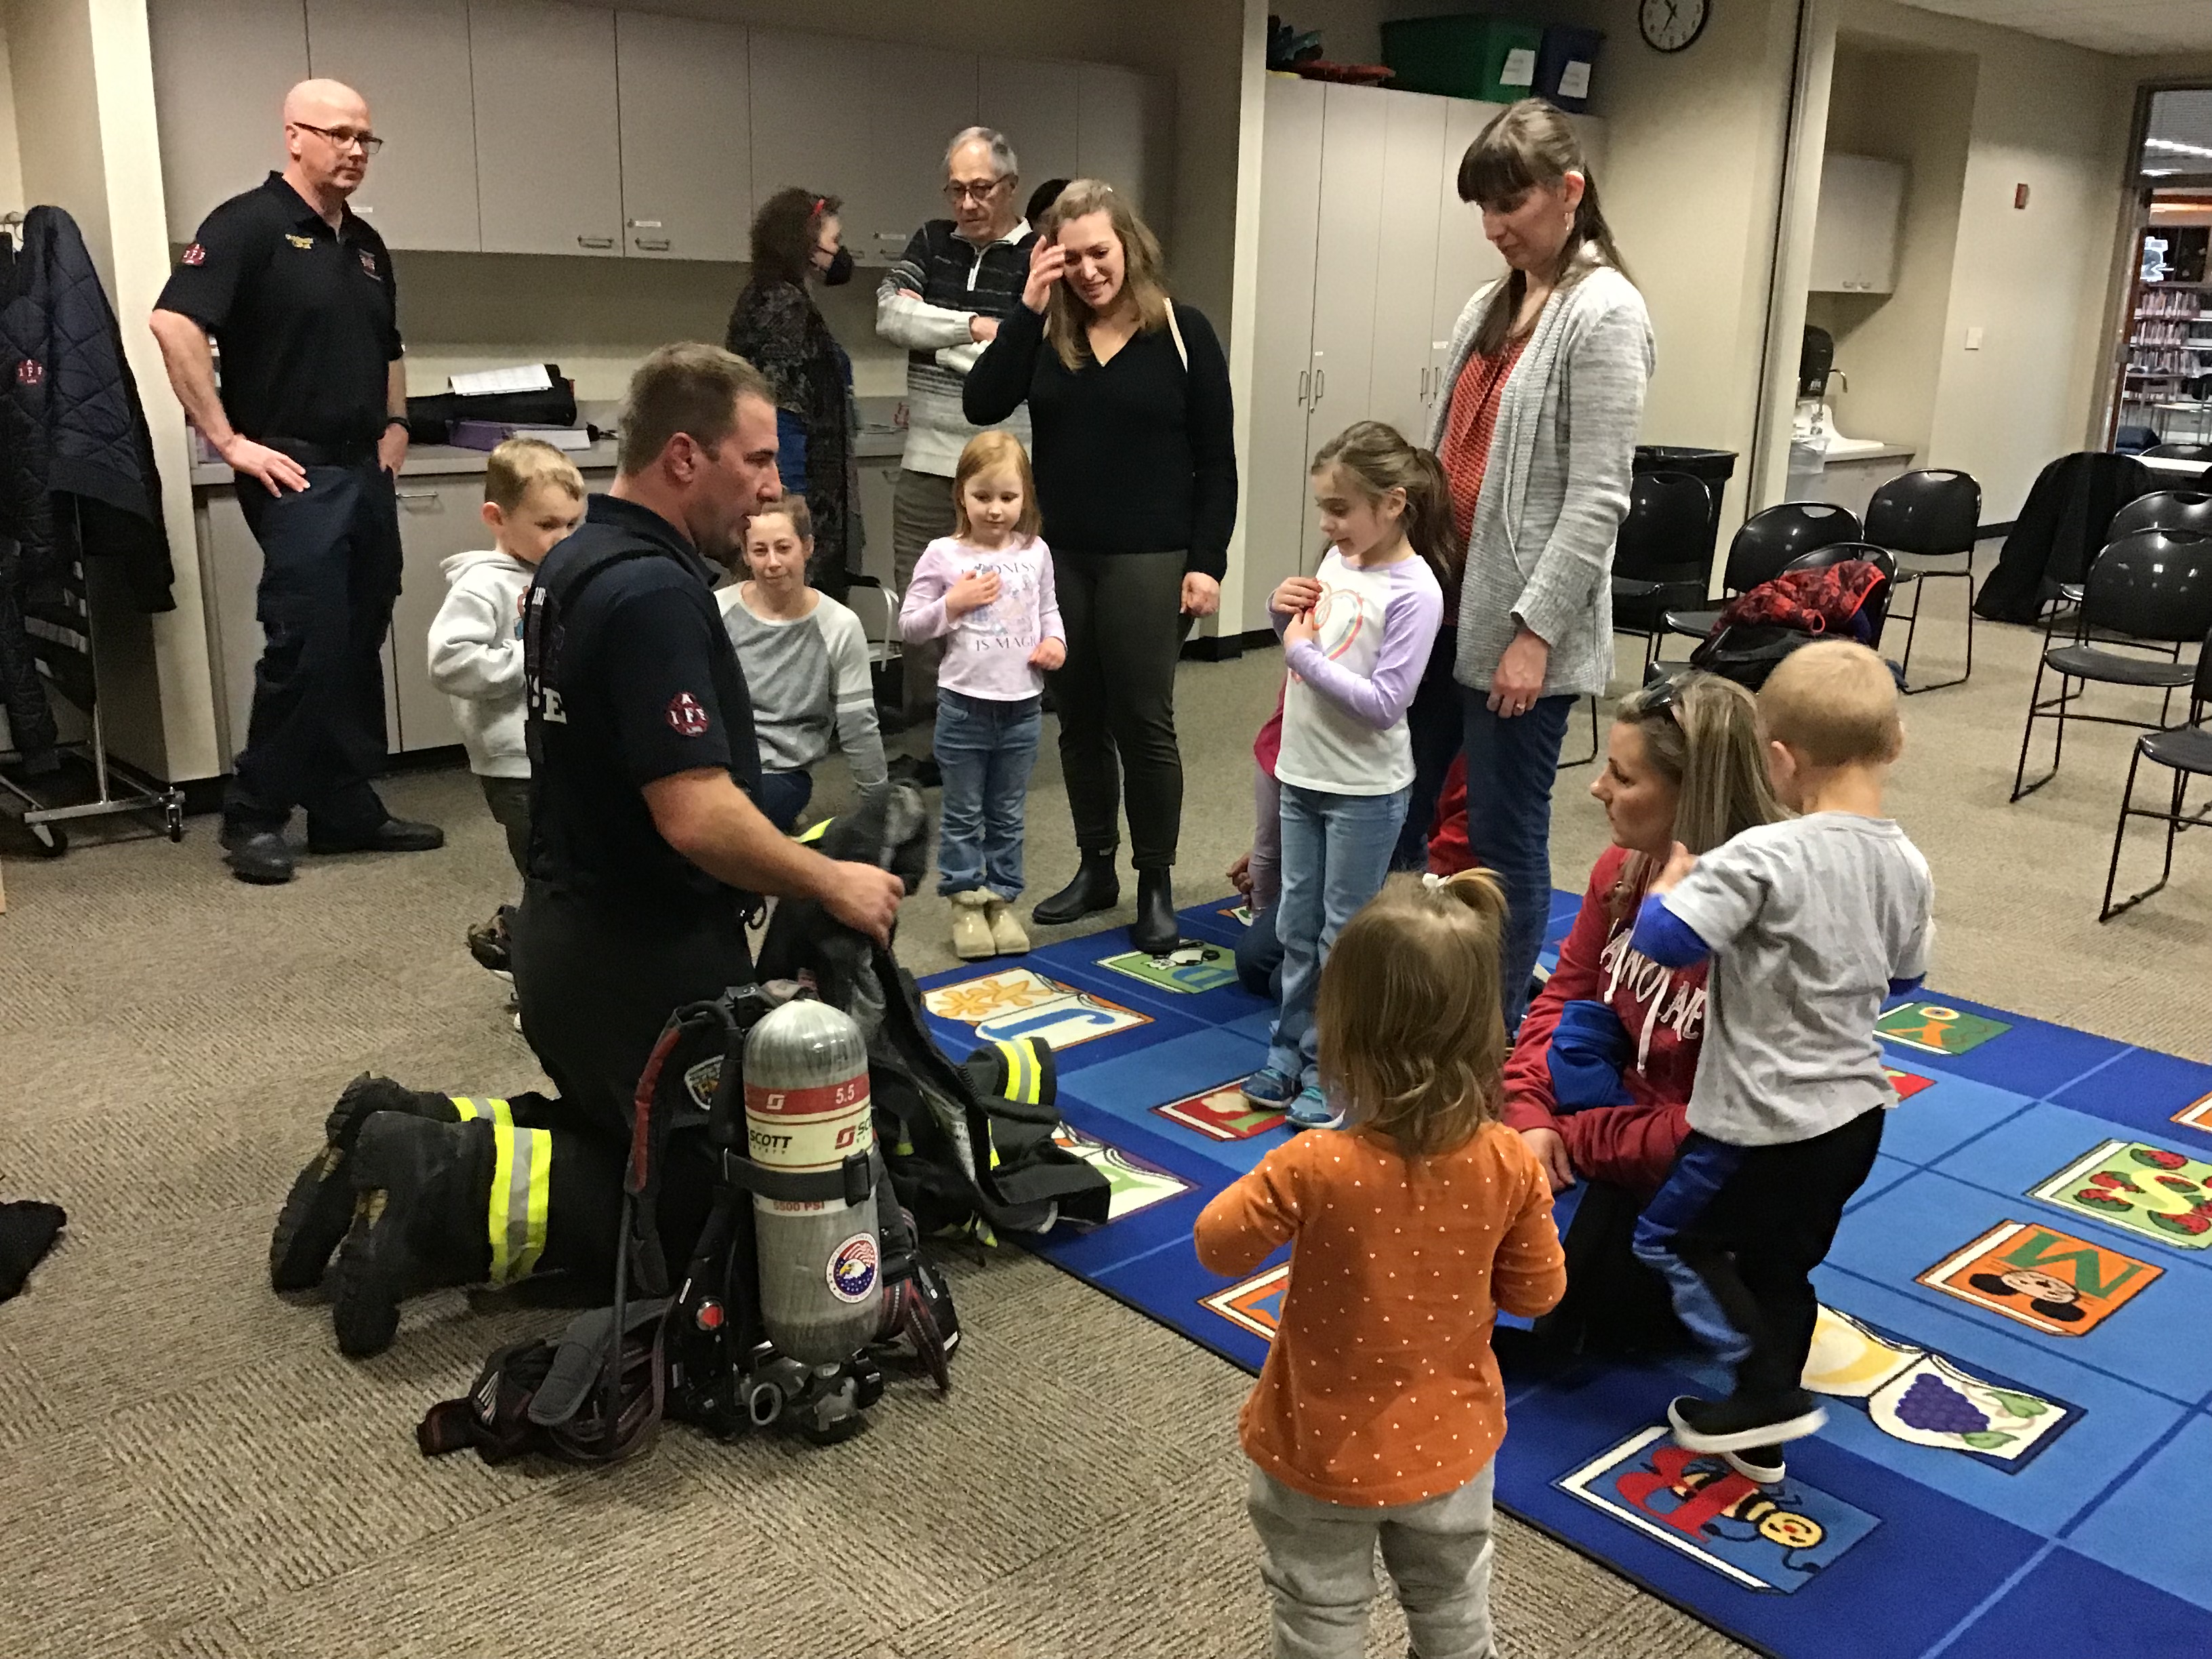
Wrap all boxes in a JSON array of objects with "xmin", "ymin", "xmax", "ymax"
[
  {"xmin": 1866, "ymin": 470, "xmax": 1982, "ymax": 693},
  {"xmin": 1649, "ymin": 544, "xmax": 1896, "ymax": 680},
  {"xmin": 2011, "ymin": 529, "xmax": 2212, "ymax": 803},
  {"xmin": 2108, "ymin": 490, "xmax": 2212, "ymax": 541},
  {"xmin": 1662, "ymin": 501, "xmax": 1862, "ymax": 643},
  {"xmin": 2143, "ymin": 443, "xmax": 2212, "ymax": 464},
  {"xmin": 1612, "ymin": 471, "xmax": 1715, "ymax": 671},
  {"xmin": 2102, "ymin": 622, "xmax": 2212, "ymax": 922}
]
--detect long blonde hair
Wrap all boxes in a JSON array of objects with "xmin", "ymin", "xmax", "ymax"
[
  {"xmin": 1458, "ymin": 99, "xmax": 1629, "ymax": 356},
  {"xmin": 1605, "ymin": 673, "xmax": 1786, "ymax": 921},
  {"xmin": 1316, "ymin": 871, "xmax": 1511, "ymax": 1158},
  {"xmin": 1036, "ymin": 178, "xmax": 1172, "ymax": 371}
]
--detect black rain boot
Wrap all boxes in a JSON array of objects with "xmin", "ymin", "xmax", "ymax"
[
  {"xmin": 1130, "ymin": 868, "xmax": 1179, "ymax": 955},
  {"xmin": 329, "ymin": 1112, "xmax": 495, "ymax": 1357},
  {"xmin": 269, "ymin": 1075, "xmax": 458, "ymax": 1292},
  {"xmin": 1032, "ymin": 851, "xmax": 1120, "ymax": 926}
]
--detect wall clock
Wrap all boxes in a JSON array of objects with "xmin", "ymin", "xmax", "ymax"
[{"xmin": 1640, "ymin": 0, "xmax": 1710, "ymax": 53}]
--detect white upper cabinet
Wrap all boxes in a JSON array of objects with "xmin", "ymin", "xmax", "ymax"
[
  {"xmin": 748, "ymin": 29, "xmax": 874, "ymax": 256},
  {"xmin": 1369, "ymin": 91, "xmax": 1449, "ymax": 445},
  {"xmin": 615, "ymin": 11, "xmax": 750, "ymax": 262},
  {"xmin": 306, "ymin": 0, "xmax": 480, "ymax": 251},
  {"xmin": 1307, "ymin": 85, "xmax": 1389, "ymax": 437},
  {"xmin": 979, "ymin": 59, "xmax": 1082, "ymax": 210},
  {"xmin": 859, "ymin": 41, "xmax": 980, "ymax": 265},
  {"xmin": 1430, "ymin": 98, "xmax": 1509, "ymax": 354},
  {"xmin": 149, "ymin": 0, "xmax": 307, "ymax": 242},
  {"xmin": 1811, "ymin": 153, "xmax": 1906, "ymax": 295},
  {"xmin": 470, "ymin": 0, "xmax": 623, "ymax": 257}
]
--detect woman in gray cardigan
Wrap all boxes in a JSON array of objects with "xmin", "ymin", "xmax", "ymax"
[{"xmin": 1429, "ymin": 100, "xmax": 1655, "ymax": 1031}]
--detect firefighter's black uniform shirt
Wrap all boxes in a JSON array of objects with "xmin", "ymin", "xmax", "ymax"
[
  {"xmin": 529, "ymin": 494, "xmax": 762, "ymax": 914},
  {"xmin": 155, "ymin": 172, "xmax": 401, "ymax": 446}
]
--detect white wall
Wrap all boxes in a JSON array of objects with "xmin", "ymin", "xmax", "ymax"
[{"xmin": 0, "ymin": 18, "xmax": 22, "ymax": 216}]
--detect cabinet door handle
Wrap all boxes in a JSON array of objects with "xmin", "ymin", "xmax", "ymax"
[
  {"xmin": 633, "ymin": 237, "xmax": 671, "ymax": 252},
  {"xmin": 577, "ymin": 234, "xmax": 615, "ymax": 250},
  {"xmin": 1296, "ymin": 369, "xmax": 1311, "ymax": 406},
  {"xmin": 394, "ymin": 490, "xmax": 438, "ymax": 505},
  {"xmin": 626, "ymin": 218, "xmax": 663, "ymax": 229},
  {"xmin": 1313, "ymin": 366, "xmax": 1326, "ymax": 402}
]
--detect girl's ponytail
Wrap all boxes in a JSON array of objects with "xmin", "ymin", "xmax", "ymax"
[{"xmin": 1434, "ymin": 867, "xmax": 1507, "ymax": 935}]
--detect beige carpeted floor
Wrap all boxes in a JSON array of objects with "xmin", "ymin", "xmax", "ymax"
[{"xmin": 2, "ymin": 581, "xmax": 2206, "ymax": 1659}]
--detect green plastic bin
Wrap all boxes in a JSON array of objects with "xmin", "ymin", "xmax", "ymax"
[{"xmin": 1381, "ymin": 14, "xmax": 1545, "ymax": 104}]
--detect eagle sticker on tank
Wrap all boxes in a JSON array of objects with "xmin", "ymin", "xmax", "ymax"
[{"xmin": 827, "ymin": 1234, "xmax": 878, "ymax": 1303}]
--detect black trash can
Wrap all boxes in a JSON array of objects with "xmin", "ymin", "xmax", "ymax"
[{"xmin": 1634, "ymin": 446, "xmax": 1737, "ymax": 573}]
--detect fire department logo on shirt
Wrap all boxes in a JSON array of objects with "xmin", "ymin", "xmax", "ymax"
[
  {"xmin": 14, "ymin": 359, "xmax": 41, "ymax": 387},
  {"xmin": 358, "ymin": 249, "xmax": 380, "ymax": 278},
  {"xmin": 181, "ymin": 242, "xmax": 207, "ymax": 266},
  {"xmin": 665, "ymin": 692, "xmax": 710, "ymax": 737}
]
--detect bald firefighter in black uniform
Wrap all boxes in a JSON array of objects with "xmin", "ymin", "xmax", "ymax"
[
  {"xmin": 152, "ymin": 79, "xmax": 441, "ymax": 885},
  {"xmin": 264, "ymin": 344, "xmax": 907, "ymax": 1356}
]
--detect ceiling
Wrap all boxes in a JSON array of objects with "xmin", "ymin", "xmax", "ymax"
[{"xmin": 1893, "ymin": 0, "xmax": 2212, "ymax": 56}]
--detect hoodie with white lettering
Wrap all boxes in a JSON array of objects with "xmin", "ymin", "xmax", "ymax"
[
  {"xmin": 427, "ymin": 547, "xmax": 534, "ymax": 779},
  {"xmin": 1502, "ymin": 844, "xmax": 1704, "ymax": 1193}
]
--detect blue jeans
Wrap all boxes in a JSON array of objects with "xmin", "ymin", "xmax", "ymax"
[
  {"xmin": 756, "ymin": 769, "xmax": 814, "ymax": 834},
  {"xmin": 1266, "ymin": 781, "xmax": 1411, "ymax": 1086},
  {"xmin": 935, "ymin": 687, "xmax": 1042, "ymax": 899},
  {"xmin": 1460, "ymin": 689, "xmax": 1575, "ymax": 1033}
]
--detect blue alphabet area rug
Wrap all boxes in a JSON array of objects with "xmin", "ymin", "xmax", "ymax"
[{"xmin": 914, "ymin": 896, "xmax": 2212, "ymax": 1659}]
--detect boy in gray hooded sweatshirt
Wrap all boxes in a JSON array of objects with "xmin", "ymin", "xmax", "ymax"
[{"xmin": 428, "ymin": 438, "xmax": 583, "ymax": 973}]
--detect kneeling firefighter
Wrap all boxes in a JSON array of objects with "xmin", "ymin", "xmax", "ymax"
[{"xmin": 267, "ymin": 345, "xmax": 1111, "ymax": 1439}]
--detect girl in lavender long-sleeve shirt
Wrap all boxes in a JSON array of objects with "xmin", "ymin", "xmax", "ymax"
[{"xmin": 1244, "ymin": 422, "xmax": 1449, "ymax": 1126}]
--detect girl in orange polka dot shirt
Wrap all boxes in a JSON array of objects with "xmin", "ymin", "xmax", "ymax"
[{"xmin": 1196, "ymin": 870, "xmax": 1566, "ymax": 1659}]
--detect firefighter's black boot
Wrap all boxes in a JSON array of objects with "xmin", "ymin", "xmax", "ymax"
[
  {"xmin": 329, "ymin": 1112, "xmax": 494, "ymax": 1358},
  {"xmin": 270, "ymin": 1075, "xmax": 457, "ymax": 1292}
]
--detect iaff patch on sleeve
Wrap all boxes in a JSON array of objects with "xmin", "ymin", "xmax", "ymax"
[
  {"xmin": 665, "ymin": 692, "xmax": 710, "ymax": 737},
  {"xmin": 182, "ymin": 243, "xmax": 207, "ymax": 266}
]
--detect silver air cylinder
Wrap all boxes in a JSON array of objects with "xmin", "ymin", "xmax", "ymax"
[{"xmin": 742, "ymin": 999, "xmax": 881, "ymax": 1364}]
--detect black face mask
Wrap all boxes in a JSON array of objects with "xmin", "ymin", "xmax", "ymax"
[{"xmin": 821, "ymin": 247, "xmax": 855, "ymax": 287}]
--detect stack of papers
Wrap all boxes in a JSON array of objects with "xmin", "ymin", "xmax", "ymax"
[{"xmin": 447, "ymin": 364, "xmax": 554, "ymax": 396}]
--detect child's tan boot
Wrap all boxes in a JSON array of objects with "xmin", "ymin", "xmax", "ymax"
[
  {"xmin": 950, "ymin": 889, "xmax": 997, "ymax": 960},
  {"xmin": 985, "ymin": 898, "xmax": 1029, "ymax": 955}
]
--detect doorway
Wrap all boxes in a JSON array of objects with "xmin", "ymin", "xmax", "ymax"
[{"xmin": 2109, "ymin": 87, "xmax": 2212, "ymax": 451}]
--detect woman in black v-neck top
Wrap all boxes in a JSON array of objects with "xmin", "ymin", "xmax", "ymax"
[{"xmin": 964, "ymin": 179, "xmax": 1238, "ymax": 953}]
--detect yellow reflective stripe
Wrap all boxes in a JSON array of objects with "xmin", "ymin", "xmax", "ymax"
[
  {"xmin": 987, "ymin": 1120, "xmax": 1001, "ymax": 1169},
  {"xmin": 485, "ymin": 1097, "xmax": 515, "ymax": 1130},
  {"xmin": 453, "ymin": 1096, "xmax": 478, "ymax": 1121},
  {"xmin": 453, "ymin": 1098, "xmax": 512, "ymax": 1127},
  {"xmin": 795, "ymin": 816, "xmax": 834, "ymax": 844},
  {"xmin": 991, "ymin": 1040, "xmax": 1026, "ymax": 1105},
  {"xmin": 517, "ymin": 1127, "xmax": 550, "ymax": 1280},
  {"xmin": 486, "ymin": 1121, "xmax": 553, "ymax": 1286}
]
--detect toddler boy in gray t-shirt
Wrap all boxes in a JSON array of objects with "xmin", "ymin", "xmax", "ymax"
[{"xmin": 1626, "ymin": 642, "xmax": 1935, "ymax": 1478}]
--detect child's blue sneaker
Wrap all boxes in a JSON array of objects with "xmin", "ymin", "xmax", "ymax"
[
  {"xmin": 1286, "ymin": 1086, "xmax": 1341, "ymax": 1130},
  {"xmin": 1240, "ymin": 1067, "xmax": 1301, "ymax": 1107}
]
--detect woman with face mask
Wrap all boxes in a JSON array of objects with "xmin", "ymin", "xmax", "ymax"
[
  {"xmin": 724, "ymin": 187, "xmax": 861, "ymax": 599},
  {"xmin": 1433, "ymin": 100, "xmax": 1655, "ymax": 1034},
  {"xmin": 962, "ymin": 179, "xmax": 1238, "ymax": 955}
]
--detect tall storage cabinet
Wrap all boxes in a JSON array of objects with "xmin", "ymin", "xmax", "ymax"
[
  {"xmin": 615, "ymin": 12, "xmax": 751, "ymax": 262},
  {"xmin": 1242, "ymin": 76, "xmax": 1601, "ymax": 632}
]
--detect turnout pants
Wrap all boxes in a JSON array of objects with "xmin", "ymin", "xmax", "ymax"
[
  {"xmin": 512, "ymin": 881, "xmax": 758, "ymax": 1271},
  {"xmin": 1631, "ymin": 1109, "xmax": 1885, "ymax": 1403},
  {"xmin": 1247, "ymin": 1462, "xmax": 1498, "ymax": 1659},
  {"xmin": 1050, "ymin": 548, "xmax": 1190, "ymax": 869},
  {"xmin": 228, "ymin": 459, "xmax": 403, "ymax": 837}
]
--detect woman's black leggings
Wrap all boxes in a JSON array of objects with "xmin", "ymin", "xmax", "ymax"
[{"xmin": 1049, "ymin": 549, "xmax": 1191, "ymax": 869}]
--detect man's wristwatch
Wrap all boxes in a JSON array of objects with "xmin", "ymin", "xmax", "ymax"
[{"xmin": 382, "ymin": 415, "xmax": 409, "ymax": 433}]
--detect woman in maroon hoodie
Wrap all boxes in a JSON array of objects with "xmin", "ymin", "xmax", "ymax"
[{"xmin": 1499, "ymin": 672, "xmax": 1784, "ymax": 1361}]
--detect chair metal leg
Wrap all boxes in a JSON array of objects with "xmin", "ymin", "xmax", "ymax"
[
  {"xmin": 1893, "ymin": 571, "xmax": 1923, "ymax": 685},
  {"xmin": 2011, "ymin": 655, "xmax": 2059, "ymax": 802},
  {"xmin": 2100, "ymin": 747, "xmax": 2142, "ymax": 921},
  {"xmin": 1902, "ymin": 568, "xmax": 1973, "ymax": 695},
  {"xmin": 1557, "ymin": 692, "xmax": 1600, "ymax": 771}
]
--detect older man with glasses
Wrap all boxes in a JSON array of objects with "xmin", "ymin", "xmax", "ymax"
[
  {"xmin": 151, "ymin": 79, "xmax": 437, "ymax": 886},
  {"xmin": 876, "ymin": 126, "xmax": 1038, "ymax": 756}
]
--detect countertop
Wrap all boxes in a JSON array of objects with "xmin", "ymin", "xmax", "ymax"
[
  {"xmin": 190, "ymin": 396, "xmax": 913, "ymax": 489},
  {"xmin": 1822, "ymin": 443, "xmax": 1915, "ymax": 466}
]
